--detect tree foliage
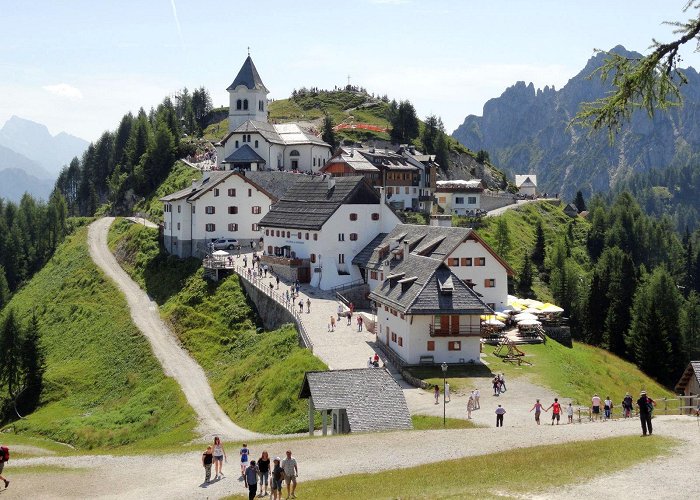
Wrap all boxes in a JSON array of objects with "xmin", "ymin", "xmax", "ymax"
[
  {"xmin": 321, "ymin": 114, "xmax": 337, "ymax": 149},
  {"xmin": 421, "ymin": 115, "xmax": 450, "ymax": 169},
  {"xmin": 389, "ymin": 100, "xmax": 419, "ymax": 144},
  {"xmin": 574, "ymin": 2, "xmax": 700, "ymax": 134}
]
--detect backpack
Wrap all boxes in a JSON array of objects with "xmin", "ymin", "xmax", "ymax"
[{"xmin": 0, "ymin": 446, "xmax": 9, "ymax": 462}]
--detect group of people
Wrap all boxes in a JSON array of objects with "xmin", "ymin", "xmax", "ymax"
[
  {"xmin": 492, "ymin": 374, "xmax": 506, "ymax": 395},
  {"xmin": 529, "ymin": 398, "xmax": 574, "ymax": 425},
  {"xmin": 202, "ymin": 440, "xmax": 299, "ymax": 500},
  {"xmin": 466, "ymin": 388, "xmax": 481, "ymax": 418},
  {"xmin": 329, "ymin": 302, "xmax": 363, "ymax": 332},
  {"xmin": 367, "ymin": 352, "xmax": 381, "ymax": 368}
]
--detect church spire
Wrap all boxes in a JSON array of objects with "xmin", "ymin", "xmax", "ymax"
[{"xmin": 227, "ymin": 54, "xmax": 268, "ymax": 93}]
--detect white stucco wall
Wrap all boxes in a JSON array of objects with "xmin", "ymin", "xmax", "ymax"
[
  {"xmin": 436, "ymin": 191, "xmax": 481, "ymax": 214},
  {"xmin": 228, "ymin": 86, "xmax": 268, "ymax": 131},
  {"xmin": 377, "ymin": 309, "xmax": 481, "ymax": 365},
  {"xmin": 446, "ymin": 239, "xmax": 508, "ymax": 310}
]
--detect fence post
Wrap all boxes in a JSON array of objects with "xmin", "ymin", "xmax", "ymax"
[
  {"xmin": 664, "ymin": 398, "xmax": 667, "ymax": 415},
  {"xmin": 577, "ymin": 408, "xmax": 580, "ymax": 424}
]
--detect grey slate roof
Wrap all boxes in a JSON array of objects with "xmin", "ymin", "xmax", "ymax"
[
  {"xmin": 233, "ymin": 120, "xmax": 284, "ymax": 144},
  {"xmin": 222, "ymin": 144, "xmax": 266, "ymax": 164},
  {"xmin": 259, "ymin": 176, "xmax": 380, "ymax": 230},
  {"xmin": 368, "ymin": 254, "xmax": 490, "ymax": 315},
  {"xmin": 159, "ymin": 171, "xmax": 230, "ymax": 202},
  {"xmin": 675, "ymin": 361, "xmax": 700, "ymax": 393},
  {"xmin": 227, "ymin": 55, "xmax": 269, "ymax": 92},
  {"xmin": 353, "ymin": 224, "xmax": 472, "ymax": 269},
  {"xmin": 299, "ymin": 369, "xmax": 412, "ymax": 433},
  {"xmin": 244, "ymin": 171, "xmax": 302, "ymax": 201}
]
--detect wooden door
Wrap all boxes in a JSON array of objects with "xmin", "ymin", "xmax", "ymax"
[
  {"xmin": 450, "ymin": 315, "xmax": 460, "ymax": 334},
  {"xmin": 440, "ymin": 316, "xmax": 450, "ymax": 335}
]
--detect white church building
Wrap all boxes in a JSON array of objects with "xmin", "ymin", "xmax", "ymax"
[{"xmin": 214, "ymin": 56, "xmax": 332, "ymax": 172}]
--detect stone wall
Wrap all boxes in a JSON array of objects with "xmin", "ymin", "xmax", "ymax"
[
  {"xmin": 239, "ymin": 278, "xmax": 299, "ymax": 332},
  {"xmin": 480, "ymin": 192, "xmax": 517, "ymax": 212}
]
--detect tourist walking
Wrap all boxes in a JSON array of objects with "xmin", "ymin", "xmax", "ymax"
[
  {"xmin": 298, "ymin": 300, "xmax": 303, "ymax": 313},
  {"xmin": 567, "ymin": 402, "xmax": 574, "ymax": 423},
  {"xmin": 467, "ymin": 395, "xmax": 474, "ymax": 419},
  {"xmin": 445, "ymin": 381, "xmax": 451, "ymax": 403},
  {"xmin": 240, "ymin": 443, "xmax": 250, "ymax": 478},
  {"xmin": 306, "ymin": 298, "xmax": 311, "ymax": 313},
  {"xmin": 257, "ymin": 451, "xmax": 271, "ymax": 497},
  {"xmin": 0, "ymin": 445, "xmax": 8, "ymax": 489},
  {"xmin": 530, "ymin": 399, "xmax": 544, "ymax": 425},
  {"xmin": 271, "ymin": 457, "xmax": 284, "ymax": 500},
  {"xmin": 604, "ymin": 396, "xmax": 613, "ymax": 420},
  {"xmin": 637, "ymin": 391, "xmax": 656, "ymax": 436},
  {"xmin": 202, "ymin": 445, "xmax": 214, "ymax": 484},
  {"xmin": 244, "ymin": 460, "xmax": 259, "ymax": 500},
  {"xmin": 276, "ymin": 276, "xmax": 280, "ymax": 289},
  {"xmin": 346, "ymin": 310, "xmax": 352, "ymax": 325},
  {"xmin": 546, "ymin": 398, "xmax": 562, "ymax": 425},
  {"xmin": 213, "ymin": 436, "xmax": 227, "ymax": 480},
  {"xmin": 337, "ymin": 303, "xmax": 343, "ymax": 320},
  {"xmin": 434, "ymin": 385, "xmax": 440, "ymax": 405},
  {"xmin": 330, "ymin": 316, "xmax": 336, "ymax": 332},
  {"xmin": 281, "ymin": 450, "xmax": 298, "ymax": 499},
  {"xmin": 474, "ymin": 388, "xmax": 480, "ymax": 409},
  {"xmin": 357, "ymin": 315, "xmax": 363, "ymax": 331},
  {"xmin": 495, "ymin": 404, "xmax": 506, "ymax": 427},
  {"xmin": 591, "ymin": 393, "xmax": 602, "ymax": 421},
  {"xmin": 492, "ymin": 377, "xmax": 500, "ymax": 396},
  {"xmin": 623, "ymin": 393, "xmax": 633, "ymax": 418},
  {"xmin": 499, "ymin": 373, "xmax": 507, "ymax": 392}
]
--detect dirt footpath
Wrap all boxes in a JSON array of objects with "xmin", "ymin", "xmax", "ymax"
[
  {"xmin": 7, "ymin": 417, "xmax": 699, "ymax": 499},
  {"xmin": 88, "ymin": 217, "xmax": 262, "ymax": 441}
]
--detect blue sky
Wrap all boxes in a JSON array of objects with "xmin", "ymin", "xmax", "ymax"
[{"xmin": 2, "ymin": 0, "xmax": 699, "ymax": 141}]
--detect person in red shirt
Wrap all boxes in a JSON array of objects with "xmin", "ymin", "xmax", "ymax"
[{"xmin": 546, "ymin": 398, "xmax": 562, "ymax": 425}]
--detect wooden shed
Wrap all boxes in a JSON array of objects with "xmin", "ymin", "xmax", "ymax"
[{"xmin": 675, "ymin": 361, "xmax": 700, "ymax": 414}]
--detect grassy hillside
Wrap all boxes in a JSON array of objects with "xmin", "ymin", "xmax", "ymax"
[
  {"xmin": 413, "ymin": 339, "xmax": 674, "ymax": 405},
  {"xmin": 1, "ymin": 226, "xmax": 196, "ymax": 449},
  {"xmin": 109, "ymin": 220, "xmax": 327, "ymax": 433},
  {"xmin": 468, "ymin": 201, "xmax": 591, "ymax": 300},
  {"xmin": 133, "ymin": 160, "xmax": 202, "ymax": 223}
]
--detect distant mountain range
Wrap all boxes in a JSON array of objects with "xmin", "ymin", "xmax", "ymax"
[
  {"xmin": 0, "ymin": 116, "xmax": 88, "ymax": 202},
  {"xmin": 451, "ymin": 46, "xmax": 700, "ymax": 199}
]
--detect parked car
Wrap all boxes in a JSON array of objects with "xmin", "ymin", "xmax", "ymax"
[{"xmin": 212, "ymin": 238, "xmax": 239, "ymax": 250}]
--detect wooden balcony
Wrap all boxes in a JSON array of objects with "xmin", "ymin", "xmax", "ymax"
[{"xmin": 429, "ymin": 324, "xmax": 482, "ymax": 337}]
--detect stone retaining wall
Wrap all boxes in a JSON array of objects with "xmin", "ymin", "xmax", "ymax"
[{"xmin": 481, "ymin": 192, "xmax": 517, "ymax": 212}]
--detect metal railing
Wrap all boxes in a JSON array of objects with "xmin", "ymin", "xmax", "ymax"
[{"xmin": 227, "ymin": 261, "xmax": 314, "ymax": 352}]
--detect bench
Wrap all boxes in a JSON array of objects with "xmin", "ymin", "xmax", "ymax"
[{"xmin": 419, "ymin": 355, "xmax": 434, "ymax": 365}]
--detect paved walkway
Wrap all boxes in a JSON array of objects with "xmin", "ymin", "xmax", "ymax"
[
  {"xmin": 89, "ymin": 218, "xmax": 262, "ymax": 441},
  {"xmin": 486, "ymin": 197, "xmax": 558, "ymax": 217},
  {"xmin": 222, "ymin": 253, "xmax": 377, "ymax": 369}
]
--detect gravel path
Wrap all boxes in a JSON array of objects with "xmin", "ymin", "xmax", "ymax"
[
  {"xmin": 88, "ymin": 217, "xmax": 262, "ymax": 441},
  {"xmin": 8, "ymin": 416, "xmax": 699, "ymax": 499}
]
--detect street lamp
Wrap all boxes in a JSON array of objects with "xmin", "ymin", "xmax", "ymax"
[{"xmin": 441, "ymin": 362, "xmax": 448, "ymax": 427}]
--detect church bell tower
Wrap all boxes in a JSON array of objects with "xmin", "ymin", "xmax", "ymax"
[{"xmin": 227, "ymin": 54, "xmax": 269, "ymax": 131}]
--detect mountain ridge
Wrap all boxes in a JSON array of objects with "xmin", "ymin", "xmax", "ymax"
[{"xmin": 452, "ymin": 46, "xmax": 700, "ymax": 199}]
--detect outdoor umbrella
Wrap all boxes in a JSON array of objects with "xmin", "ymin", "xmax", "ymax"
[
  {"xmin": 517, "ymin": 318, "xmax": 541, "ymax": 326},
  {"xmin": 514, "ymin": 312, "xmax": 538, "ymax": 321}
]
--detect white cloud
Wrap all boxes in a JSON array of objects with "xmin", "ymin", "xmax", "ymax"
[{"xmin": 42, "ymin": 83, "xmax": 83, "ymax": 100}]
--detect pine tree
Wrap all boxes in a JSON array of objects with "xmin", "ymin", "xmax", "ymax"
[
  {"xmin": 0, "ymin": 309, "xmax": 23, "ymax": 400},
  {"xmin": 681, "ymin": 291, "xmax": 700, "ymax": 361},
  {"xmin": 321, "ymin": 114, "xmax": 337, "ymax": 148},
  {"xmin": 531, "ymin": 220, "xmax": 546, "ymax": 267},
  {"xmin": 0, "ymin": 266, "xmax": 9, "ymax": 312},
  {"xmin": 494, "ymin": 218, "xmax": 512, "ymax": 259},
  {"xmin": 18, "ymin": 312, "xmax": 44, "ymax": 414},
  {"xmin": 602, "ymin": 248, "xmax": 636, "ymax": 356},
  {"xmin": 574, "ymin": 190, "xmax": 587, "ymax": 212},
  {"xmin": 389, "ymin": 100, "xmax": 419, "ymax": 144}
]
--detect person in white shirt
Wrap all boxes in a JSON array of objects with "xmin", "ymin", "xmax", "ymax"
[
  {"xmin": 474, "ymin": 388, "xmax": 480, "ymax": 409},
  {"xmin": 567, "ymin": 403, "xmax": 574, "ymax": 424}
]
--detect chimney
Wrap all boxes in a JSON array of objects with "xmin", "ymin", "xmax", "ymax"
[
  {"xmin": 378, "ymin": 186, "xmax": 386, "ymax": 205},
  {"xmin": 402, "ymin": 239, "xmax": 410, "ymax": 261},
  {"xmin": 429, "ymin": 214, "xmax": 452, "ymax": 227},
  {"xmin": 202, "ymin": 169, "xmax": 211, "ymax": 182},
  {"xmin": 382, "ymin": 259, "xmax": 390, "ymax": 281},
  {"xmin": 191, "ymin": 178, "xmax": 198, "ymax": 190}
]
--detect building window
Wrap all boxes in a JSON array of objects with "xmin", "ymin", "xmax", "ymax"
[
  {"xmin": 192, "ymin": 206, "xmax": 195, "ymax": 213},
  {"xmin": 338, "ymin": 254, "xmax": 345, "ymax": 264},
  {"xmin": 205, "ymin": 206, "xmax": 215, "ymax": 214},
  {"xmin": 214, "ymin": 188, "xmax": 220, "ymax": 197},
  {"xmin": 370, "ymin": 271, "xmax": 378, "ymax": 280},
  {"xmin": 350, "ymin": 233, "xmax": 358, "ymax": 241},
  {"xmin": 338, "ymin": 233, "xmax": 345, "ymax": 241},
  {"xmin": 177, "ymin": 205, "xmax": 181, "ymax": 213},
  {"xmin": 398, "ymin": 336, "xmax": 403, "ymax": 347},
  {"xmin": 248, "ymin": 188, "xmax": 252, "ymax": 197},
  {"xmin": 236, "ymin": 99, "xmax": 242, "ymax": 110},
  {"xmin": 455, "ymin": 196, "xmax": 464, "ymax": 204},
  {"xmin": 177, "ymin": 222, "xmax": 181, "ymax": 230},
  {"xmin": 448, "ymin": 257, "xmax": 459, "ymax": 266},
  {"xmin": 243, "ymin": 99, "xmax": 248, "ymax": 110},
  {"xmin": 228, "ymin": 206, "xmax": 238, "ymax": 214},
  {"xmin": 485, "ymin": 279, "xmax": 495, "ymax": 288},
  {"xmin": 252, "ymin": 206, "xmax": 261, "ymax": 214},
  {"xmin": 391, "ymin": 309, "xmax": 397, "ymax": 317},
  {"xmin": 255, "ymin": 140, "xmax": 259, "ymax": 148},
  {"xmin": 298, "ymin": 232, "xmax": 302, "ymax": 239},
  {"xmin": 349, "ymin": 213, "xmax": 358, "ymax": 221},
  {"xmin": 462, "ymin": 257, "xmax": 472, "ymax": 266},
  {"xmin": 313, "ymin": 234, "xmax": 318, "ymax": 241},
  {"xmin": 275, "ymin": 230, "xmax": 280, "ymax": 237},
  {"xmin": 252, "ymin": 224, "xmax": 260, "ymax": 231},
  {"xmin": 228, "ymin": 223, "xmax": 238, "ymax": 232},
  {"xmin": 391, "ymin": 332, "xmax": 397, "ymax": 342},
  {"xmin": 228, "ymin": 188, "xmax": 236, "ymax": 197},
  {"xmin": 475, "ymin": 257, "xmax": 486, "ymax": 266},
  {"xmin": 468, "ymin": 196, "xmax": 477, "ymax": 204},
  {"xmin": 305, "ymin": 233, "xmax": 309, "ymax": 240},
  {"xmin": 438, "ymin": 196, "xmax": 446, "ymax": 204},
  {"xmin": 258, "ymin": 100, "xmax": 264, "ymax": 111},
  {"xmin": 310, "ymin": 253, "xmax": 316, "ymax": 263},
  {"xmin": 268, "ymin": 245, "xmax": 273, "ymax": 254},
  {"xmin": 313, "ymin": 158, "xmax": 316, "ymax": 167},
  {"xmin": 448, "ymin": 341, "xmax": 462, "ymax": 351},
  {"xmin": 371, "ymin": 213, "xmax": 379, "ymax": 221},
  {"xmin": 427, "ymin": 341, "xmax": 435, "ymax": 352},
  {"xmin": 205, "ymin": 223, "xmax": 216, "ymax": 232},
  {"xmin": 290, "ymin": 149, "xmax": 300, "ymax": 157},
  {"xmin": 235, "ymin": 140, "xmax": 239, "ymax": 148},
  {"xmin": 405, "ymin": 186, "xmax": 410, "ymax": 194}
]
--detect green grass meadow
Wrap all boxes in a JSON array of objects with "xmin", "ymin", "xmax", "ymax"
[{"xmin": 1, "ymin": 226, "xmax": 196, "ymax": 450}]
